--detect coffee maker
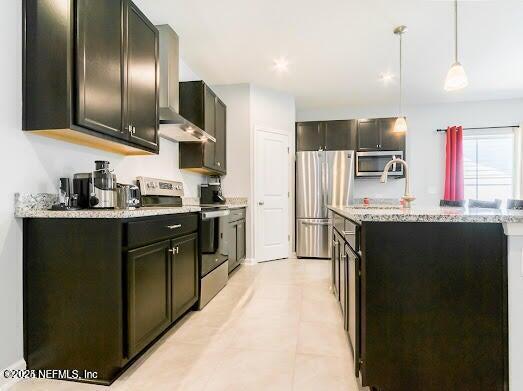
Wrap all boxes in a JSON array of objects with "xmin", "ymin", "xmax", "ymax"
[
  {"xmin": 73, "ymin": 161, "xmax": 117, "ymax": 209},
  {"xmin": 199, "ymin": 177, "xmax": 226, "ymax": 205}
]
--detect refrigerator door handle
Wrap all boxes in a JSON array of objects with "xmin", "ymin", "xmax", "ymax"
[
  {"xmin": 303, "ymin": 221, "xmax": 330, "ymax": 226},
  {"xmin": 322, "ymin": 151, "xmax": 328, "ymax": 210}
]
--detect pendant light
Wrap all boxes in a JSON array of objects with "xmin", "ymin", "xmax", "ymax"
[
  {"xmin": 393, "ymin": 25, "xmax": 407, "ymax": 133},
  {"xmin": 444, "ymin": 0, "xmax": 468, "ymax": 91}
]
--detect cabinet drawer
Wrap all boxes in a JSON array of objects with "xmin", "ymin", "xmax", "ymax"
[
  {"xmin": 228, "ymin": 208, "xmax": 246, "ymax": 223},
  {"xmin": 127, "ymin": 214, "xmax": 198, "ymax": 248}
]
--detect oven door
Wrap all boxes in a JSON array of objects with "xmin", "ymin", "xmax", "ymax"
[
  {"xmin": 356, "ymin": 151, "xmax": 404, "ymax": 177},
  {"xmin": 200, "ymin": 209, "xmax": 230, "ymax": 277}
]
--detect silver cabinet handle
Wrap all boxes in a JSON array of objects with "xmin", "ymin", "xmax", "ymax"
[
  {"xmin": 169, "ymin": 247, "xmax": 180, "ymax": 254},
  {"xmin": 217, "ymin": 162, "xmax": 221, "ymax": 167},
  {"xmin": 342, "ymin": 231, "xmax": 356, "ymax": 235},
  {"xmin": 167, "ymin": 224, "xmax": 182, "ymax": 229}
]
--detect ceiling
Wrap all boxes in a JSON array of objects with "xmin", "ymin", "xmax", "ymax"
[{"xmin": 134, "ymin": 0, "xmax": 523, "ymax": 110}]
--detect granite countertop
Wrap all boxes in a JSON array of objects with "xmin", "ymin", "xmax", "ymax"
[
  {"xmin": 15, "ymin": 193, "xmax": 248, "ymax": 219},
  {"xmin": 328, "ymin": 204, "xmax": 523, "ymax": 224}
]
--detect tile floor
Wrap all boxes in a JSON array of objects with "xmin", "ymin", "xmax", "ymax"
[{"xmin": 12, "ymin": 259, "xmax": 363, "ymax": 391}]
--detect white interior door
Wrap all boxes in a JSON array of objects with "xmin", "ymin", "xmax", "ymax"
[{"xmin": 254, "ymin": 128, "xmax": 289, "ymax": 262}]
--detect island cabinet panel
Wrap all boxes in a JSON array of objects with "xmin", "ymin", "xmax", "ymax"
[{"xmin": 359, "ymin": 222, "xmax": 508, "ymax": 391}]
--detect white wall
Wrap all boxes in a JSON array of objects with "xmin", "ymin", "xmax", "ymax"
[
  {"xmin": 212, "ymin": 84, "xmax": 296, "ymax": 259},
  {"xmin": 0, "ymin": 2, "xmax": 206, "ymax": 372},
  {"xmin": 212, "ymin": 84, "xmax": 252, "ymax": 197},
  {"xmin": 298, "ymin": 98, "xmax": 523, "ymax": 206}
]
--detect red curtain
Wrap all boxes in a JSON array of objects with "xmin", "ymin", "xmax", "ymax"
[{"xmin": 444, "ymin": 126, "xmax": 464, "ymax": 201}]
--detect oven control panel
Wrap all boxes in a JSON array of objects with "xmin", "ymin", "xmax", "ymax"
[{"xmin": 137, "ymin": 176, "xmax": 184, "ymax": 197}]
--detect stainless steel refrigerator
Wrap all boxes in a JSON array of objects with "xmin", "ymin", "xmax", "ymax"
[{"xmin": 296, "ymin": 150, "xmax": 355, "ymax": 258}]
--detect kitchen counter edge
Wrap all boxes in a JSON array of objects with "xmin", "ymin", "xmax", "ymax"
[
  {"xmin": 16, "ymin": 204, "xmax": 248, "ymax": 219},
  {"xmin": 328, "ymin": 205, "xmax": 523, "ymax": 224}
]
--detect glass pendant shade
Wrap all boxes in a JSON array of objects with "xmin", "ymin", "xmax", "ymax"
[
  {"xmin": 444, "ymin": 61, "xmax": 468, "ymax": 91},
  {"xmin": 393, "ymin": 116, "xmax": 408, "ymax": 133}
]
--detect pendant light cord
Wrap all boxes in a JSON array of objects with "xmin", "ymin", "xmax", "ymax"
[
  {"xmin": 454, "ymin": 0, "xmax": 458, "ymax": 63},
  {"xmin": 399, "ymin": 32, "xmax": 403, "ymax": 116}
]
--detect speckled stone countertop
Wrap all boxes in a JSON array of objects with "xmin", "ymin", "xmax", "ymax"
[
  {"xmin": 328, "ymin": 205, "xmax": 523, "ymax": 224},
  {"xmin": 15, "ymin": 193, "xmax": 247, "ymax": 219}
]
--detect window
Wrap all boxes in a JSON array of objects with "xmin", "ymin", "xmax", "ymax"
[{"xmin": 463, "ymin": 128, "xmax": 515, "ymax": 203}]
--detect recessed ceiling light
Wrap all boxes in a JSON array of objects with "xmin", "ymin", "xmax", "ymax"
[
  {"xmin": 379, "ymin": 72, "xmax": 394, "ymax": 85},
  {"xmin": 273, "ymin": 57, "xmax": 289, "ymax": 73}
]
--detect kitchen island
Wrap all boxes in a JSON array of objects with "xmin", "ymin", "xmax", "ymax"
[{"xmin": 329, "ymin": 205, "xmax": 523, "ymax": 391}]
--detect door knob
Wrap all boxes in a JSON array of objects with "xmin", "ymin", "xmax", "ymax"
[{"xmin": 258, "ymin": 201, "xmax": 265, "ymax": 206}]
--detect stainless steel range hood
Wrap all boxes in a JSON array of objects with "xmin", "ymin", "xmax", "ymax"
[{"xmin": 157, "ymin": 25, "xmax": 215, "ymax": 143}]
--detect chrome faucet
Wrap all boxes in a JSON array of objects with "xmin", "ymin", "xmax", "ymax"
[{"xmin": 380, "ymin": 158, "xmax": 415, "ymax": 208}]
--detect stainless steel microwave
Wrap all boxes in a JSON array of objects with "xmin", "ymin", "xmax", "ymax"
[{"xmin": 356, "ymin": 151, "xmax": 404, "ymax": 177}]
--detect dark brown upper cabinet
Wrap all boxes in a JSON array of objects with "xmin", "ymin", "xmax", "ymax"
[
  {"xmin": 23, "ymin": 0, "xmax": 159, "ymax": 155},
  {"xmin": 325, "ymin": 120, "xmax": 357, "ymax": 151},
  {"xmin": 357, "ymin": 118, "xmax": 405, "ymax": 151},
  {"xmin": 296, "ymin": 122, "xmax": 323, "ymax": 151},
  {"xmin": 296, "ymin": 120, "xmax": 356, "ymax": 151},
  {"xmin": 76, "ymin": 0, "xmax": 126, "ymax": 139},
  {"xmin": 179, "ymin": 81, "xmax": 227, "ymax": 175}
]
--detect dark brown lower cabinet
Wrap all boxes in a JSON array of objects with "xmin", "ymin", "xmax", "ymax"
[
  {"xmin": 171, "ymin": 233, "xmax": 199, "ymax": 320},
  {"xmin": 227, "ymin": 209, "xmax": 247, "ymax": 273},
  {"xmin": 24, "ymin": 213, "xmax": 199, "ymax": 385},
  {"xmin": 127, "ymin": 240, "xmax": 172, "ymax": 359}
]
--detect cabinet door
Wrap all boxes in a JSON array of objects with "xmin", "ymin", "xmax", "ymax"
[
  {"xmin": 76, "ymin": 0, "xmax": 126, "ymax": 138},
  {"xmin": 203, "ymin": 87, "xmax": 216, "ymax": 169},
  {"xmin": 347, "ymin": 246, "xmax": 361, "ymax": 376},
  {"xmin": 127, "ymin": 240, "xmax": 171, "ymax": 358},
  {"xmin": 357, "ymin": 119, "xmax": 381, "ymax": 150},
  {"xmin": 340, "ymin": 246, "xmax": 347, "ymax": 328},
  {"xmin": 171, "ymin": 233, "xmax": 199, "ymax": 320},
  {"xmin": 296, "ymin": 122, "xmax": 324, "ymax": 151},
  {"xmin": 237, "ymin": 219, "xmax": 246, "ymax": 262},
  {"xmin": 227, "ymin": 222, "xmax": 238, "ymax": 273},
  {"xmin": 325, "ymin": 120, "xmax": 355, "ymax": 151},
  {"xmin": 127, "ymin": 3, "xmax": 159, "ymax": 150},
  {"xmin": 333, "ymin": 232, "xmax": 340, "ymax": 300},
  {"xmin": 214, "ymin": 98, "xmax": 227, "ymax": 173},
  {"xmin": 380, "ymin": 117, "xmax": 405, "ymax": 151}
]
